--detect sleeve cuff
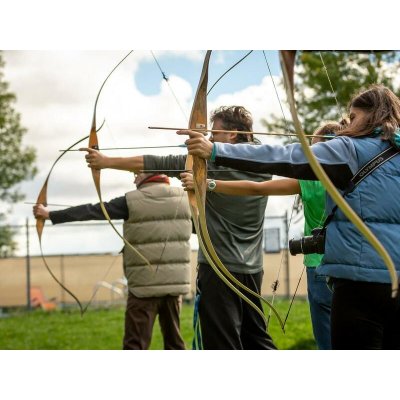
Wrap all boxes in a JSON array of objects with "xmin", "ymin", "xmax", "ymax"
[{"xmin": 210, "ymin": 143, "xmax": 217, "ymax": 162}]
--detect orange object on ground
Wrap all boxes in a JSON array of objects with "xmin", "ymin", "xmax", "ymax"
[{"xmin": 30, "ymin": 286, "xmax": 57, "ymax": 311}]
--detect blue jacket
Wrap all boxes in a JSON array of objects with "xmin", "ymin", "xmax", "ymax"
[
  {"xmin": 213, "ymin": 136, "xmax": 400, "ymax": 283},
  {"xmin": 321, "ymin": 137, "xmax": 400, "ymax": 283}
]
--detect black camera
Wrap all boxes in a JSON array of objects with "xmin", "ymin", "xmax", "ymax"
[{"xmin": 289, "ymin": 228, "xmax": 326, "ymax": 256}]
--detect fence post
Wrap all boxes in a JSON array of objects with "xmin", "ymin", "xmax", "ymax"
[
  {"xmin": 26, "ymin": 218, "xmax": 31, "ymax": 311},
  {"xmin": 284, "ymin": 211, "xmax": 290, "ymax": 299},
  {"xmin": 60, "ymin": 254, "xmax": 65, "ymax": 309}
]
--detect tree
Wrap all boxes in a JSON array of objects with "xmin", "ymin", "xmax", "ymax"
[
  {"xmin": 261, "ymin": 51, "xmax": 400, "ymax": 231},
  {"xmin": 262, "ymin": 51, "xmax": 400, "ymax": 141},
  {"xmin": 0, "ymin": 51, "xmax": 37, "ymax": 257}
]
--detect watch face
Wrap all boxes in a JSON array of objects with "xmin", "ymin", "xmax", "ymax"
[{"xmin": 208, "ymin": 180, "xmax": 216, "ymax": 191}]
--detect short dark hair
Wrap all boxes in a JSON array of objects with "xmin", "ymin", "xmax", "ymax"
[{"xmin": 210, "ymin": 106, "xmax": 254, "ymax": 143}]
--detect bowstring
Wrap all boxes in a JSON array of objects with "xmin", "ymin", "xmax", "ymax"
[
  {"xmin": 282, "ymin": 188, "xmax": 328, "ymax": 327},
  {"xmin": 262, "ymin": 51, "xmax": 292, "ymax": 135},
  {"xmin": 281, "ymin": 50, "xmax": 343, "ymax": 325},
  {"xmin": 318, "ymin": 51, "xmax": 345, "ymax": 121},
  {"xmin": 82, "ymin": 254, "xmax": 121, "ymax": 314},
  {"xmin": 207, "ymin": 50, "xmax": 253, "ymax": 96},
  {"xmin": 151, "ymin": 50, "xmax": 188, "ymax": 123},
  {"xmin": 262, "ymin": 50, "xmax": 301, "ymax": 328},
  {"xmin": 147, "ymin": 51, "xmax": 190, "ymax": 271}
]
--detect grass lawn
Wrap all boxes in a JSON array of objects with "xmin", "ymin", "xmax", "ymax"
[{"xmin": 0, "ymin": 299, "xmax": 316, "ymax": 350}]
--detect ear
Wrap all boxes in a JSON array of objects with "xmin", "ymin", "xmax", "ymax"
[{"xmin": 229, "ymin": 132, "xmax": 238, "ymax": 143}]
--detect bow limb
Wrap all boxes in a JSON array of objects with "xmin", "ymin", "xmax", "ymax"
[
  {"xmin": 87, "ymin": 51, "xmax": 152, "ymax": 270},
  {"xmin": 35, "ymin": 134, "xmax": 92, "ymax": 315},
  {"xmin": 187, "ymin": 51, "xmax": 285, "ymax": 330},
  {"xmin": 279, "ymin": 50, "xmax": 398, "ymax": 297}
]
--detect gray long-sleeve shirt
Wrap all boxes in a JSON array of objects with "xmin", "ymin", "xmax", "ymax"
[{"xmin": 143, "ymin": 154, "xmax": 271, "ymax": 274}]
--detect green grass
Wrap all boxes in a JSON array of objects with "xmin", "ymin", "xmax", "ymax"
[{"xmin": 0, "ymin": 299, "xmax": 316, "ymax": 350}]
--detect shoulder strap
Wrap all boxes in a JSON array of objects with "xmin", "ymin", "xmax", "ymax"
[
  {"xmin": 346, "ymin": 145, "xmax": 400, "ymax": 193},
  {"xmin": 323, "ymin": 145, "xmax": 400, "ymax": 229}
]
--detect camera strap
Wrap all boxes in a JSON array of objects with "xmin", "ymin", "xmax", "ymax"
[{"xmin": 322, "ymin": 145, "xmax": 400, "ymax": 229}]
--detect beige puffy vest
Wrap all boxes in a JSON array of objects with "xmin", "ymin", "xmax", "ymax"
[{"xmin": 123, "ymin": 183, "xmax": 192, "ymax": 298}]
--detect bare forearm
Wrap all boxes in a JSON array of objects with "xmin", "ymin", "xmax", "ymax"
[
  {"xmin": 83, "ymin": 147, "xmax": 145, "ymax": 172},
  {"xmin": 102, "ymin": 156, "xmax": 144, "ymax": 172},
  {"xmin": 212, "ymin": 178, "xmax": 300, "ymax": 196}
]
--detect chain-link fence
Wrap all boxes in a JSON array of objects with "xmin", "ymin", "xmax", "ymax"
[{"xmin": 0, "ymin": 214, "xmax": 306, "ymax": 310}]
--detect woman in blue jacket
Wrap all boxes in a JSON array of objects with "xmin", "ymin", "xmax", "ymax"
[{"xmin": 180, "ymin": 85, "xmax": 400, "ymax": 350}]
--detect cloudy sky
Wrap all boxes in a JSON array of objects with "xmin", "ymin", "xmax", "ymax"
[
  {"xmin": 2, "ymin": 50, "xmax": 301, "ymax": 256},
  {"xmin": 2, "ymin": 1, "xmax": 395, "ymax": 258}
]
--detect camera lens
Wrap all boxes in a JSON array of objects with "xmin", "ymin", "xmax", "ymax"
[{"xmin": 289, "ymin": 238, "xmax": 303, "ymax": 256}]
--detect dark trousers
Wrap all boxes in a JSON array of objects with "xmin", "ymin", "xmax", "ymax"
[
  {"xmin": 331, "ymin": 278, "xmax": 400, "ymax": 349},
  {"xmin": 306, "ymin": 267, "xmax": 332, "ymax": 350},
  {"xmin": 123, "ymin": 292, "xmax": 186, "ymax": 350},
  {"xmin": 197, "ymin": 263, "xmax": 277, "ymax": 350}
]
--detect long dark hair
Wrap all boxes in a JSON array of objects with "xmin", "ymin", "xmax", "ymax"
[{"xmin": 339, "ymin": 85, "xmax": 400, "ymax": 144}]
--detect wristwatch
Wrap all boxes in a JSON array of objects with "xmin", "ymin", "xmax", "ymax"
[{"xmin": 207, "ymin": 179, "xmax": 217, "ymax": 192}]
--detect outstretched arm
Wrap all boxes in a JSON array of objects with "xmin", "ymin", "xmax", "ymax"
[
  {"xmin": 33, "ymin": 197, "xmax": 128, "ymax": 224},
  {"xmin": 180, "ymin": 172, "xmax": 301, "ymax": 196},
  {"xmin": 81, "ymin": 148, "xmax": 144, "ymax": 172},
  {"xmin": 177, "ymin": 129, "xmax": 357, "ymax": 190}
]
